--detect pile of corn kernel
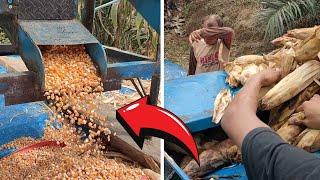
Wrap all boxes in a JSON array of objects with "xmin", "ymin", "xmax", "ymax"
[
  {"xmin": 0, "ymin": 45, "xmax": 150, "ymax": 179},
  {"xmin": 0, "ymin": 123, "xmax": 145, "ymax": 179},
  {"xmin": 42, "ymin": 45, "xmax": 111, "ymax": 143}
]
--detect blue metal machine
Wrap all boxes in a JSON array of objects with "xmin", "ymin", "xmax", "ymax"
[{"xmin": 0, "ymin": 0, "xmax": 160, "ymax": 105}]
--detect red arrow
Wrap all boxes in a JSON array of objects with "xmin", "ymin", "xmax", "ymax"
[
  {"xmin": 12, "ymin": 140, "xmax": 66, "ymax": 155},
  {"xmin": 116, "ymin": 96, "xmax": 199, "ymax": 164}
]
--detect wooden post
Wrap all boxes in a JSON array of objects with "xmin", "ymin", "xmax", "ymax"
[
  {"xmin": 82, "ymin": 0, "xmax": 95, "ymax": 32},
  {"xmin": 149, "ymin": 42, "xmax": 160, "ymax": 105}
]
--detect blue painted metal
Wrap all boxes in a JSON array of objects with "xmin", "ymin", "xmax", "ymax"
[
  {"xmin": 18, "ymin": 20, "xmax": 99, "ymax": 45},
  {"xmin": 18, "ymin": 26, "xmax": 45, "ymax": 89},
  {"xmin": 164, "ymin": 59, "xmax": 187, "ymax": 81},
  {"xmin": 129, "ymin": 0, "xmax": 160, "ymax": 33},
  {"xmin": 108, "ymin": 61, "xmax": 158, "ymax": 80},
  {"xmin": 164, "ymin": 71, "xmax": 240, "ymax": 132},
  {"xmin": 0, "ymin": 102, "xmax": 49, "ymax": 146},
  {"xmin": 0, "ymin": 148, "xmax": 16, "ymax": 159},
  {"xmin": 165, "ymin": 153, "xmax": 190, "ymax": 180},
  {"xmin": 119, "ymin": 86, "xmax": 136, "ymax": 94},
  {"xmin": 0, "ymin": 66, "xmax": 7, "ymax": 74},
  {"xmin": 86, "ymin": 43, "xmax": 108, "ymax": 78},
  {"xmin": 104, "ymin": 46, "xmax": 152, "ymax": 63},
  {"xmin": 205, "ymin": 164, "xmax": 248, "ymax": 180},
  {"xmin": 0, "ymin": 65, "xmax": 7, "ymax": 107}
]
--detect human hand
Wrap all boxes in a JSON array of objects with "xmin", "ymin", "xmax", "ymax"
[
  {"xmin": 189, "ymin": 30, "xmax": 202, "ymax": 44},
  {"xmin": 251, "ymin": 68, "xmax": 282, "ymax": 87},
  {"xmin": 288, "ymin": 94, "xmax": 320, "ymax": 129}
]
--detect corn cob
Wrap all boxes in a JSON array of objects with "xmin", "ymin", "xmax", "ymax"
[
  {"xmin": 212, "ymin": 89, "xmax": 232, "ymax": 123},
  {"xmin": 294, "ymin": 27, "xmax": 320, "ymax": 63},
  {"xmin": 225, "ymin": 55, "xmax": 267, "ymax": 87},
  {"xmin": 276, "ymin": 112, "xmax": 305, "ymax": 143},
  {"xmin": 270, "ymin": 26, "xmax": 318, "ymax": 47},
  {"xmin": 280, "ymin": 48, "xmax": 297, "ymax": 78},
  {"xmin": 271, "ymin": 36, "xmax": 300, "ymax": 47},
  {"xmin": 269, "ymin": 82, "xmax": 320, "ymax": 129},
  {"xmin": 184, "ymin": 139, "xmax": 235, "ymax": 178},
  {"xmin": 261, "ymin": 60, "xmax": 320, "ymax": 110},
  {"xmin": 295, "ymin": 129, "xmax": 320, "ymax": 153},
  {"xmin": 287, "ymin": 26, "xmax": 319, "ymax": 40}
]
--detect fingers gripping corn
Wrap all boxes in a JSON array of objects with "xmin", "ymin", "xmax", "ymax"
[{"xmin": 276, "ymin": 112, "xmax": 305, "ymax": 143}]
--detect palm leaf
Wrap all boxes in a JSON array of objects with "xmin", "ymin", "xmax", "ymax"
[{"xmin": 258, "ymin": 0, "xmax": 316, "ymax": 40}]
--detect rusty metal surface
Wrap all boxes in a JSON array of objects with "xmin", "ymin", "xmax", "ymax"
[
  {"xmin": 0, "ymin": 71, "xmax": 42, "ymax": 105},
  {"xmin": 18, "ymin": 0, "xmax": 76, "ymax": 20},
  {"xmin": 19, "ymin": 20, "xmax": 98, "ymax": 45}
]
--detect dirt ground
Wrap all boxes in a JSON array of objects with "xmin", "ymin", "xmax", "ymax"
[{"xmin": 165, "ymin": 0, "xmax": 275, "ymax": 70}]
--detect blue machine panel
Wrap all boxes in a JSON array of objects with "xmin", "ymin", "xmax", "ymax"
[
  {"xmin": 19, "ymin": 20, "xmax": 98, "ymax": 45},
  {"xmin": 164, "ymin": 71, "xmax": 239, "ymax": 132},
  {"xmin": 129, "ymin": 0, "xmax": 160, "ymax": 33},
  {"xmin": 108, "ymin": 61, "xmax": 158, "ymax": 80},
  {"xmin": 164, "ymin": 59, "xmax": 187, "ymax": 81}
]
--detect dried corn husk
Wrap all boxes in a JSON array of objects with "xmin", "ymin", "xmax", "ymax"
[
  {"xmin": 294, "ymin": 27, "xmax": 320, "ymax": 63},
  {"xmin": 261, "ymin": 60, "xmax": 320, "ymax": 110},
  {"xmin": 142, "ymin": 169, "xmax": 160, "ymax": 180},
  {"xmin": 269, "ymin": 82, "xmax": 320, "ymax": 129},
  {"xmin": 225, "ymin": 55, "xmax": 268, "ymax": 87},
  {"xmin": 184, "ymin": 139, "xmax": 235, "ymax": 178},
  {"xmin": 276, "ymin": 112, "xmax": 305, "ymax": 143},
  {"xmin": 287, "ymin": 26, "xmax": 319, "ymax": 40},
  {"xmin": 212, "ymin": 89, "xmax": 232, "ymax": 123},
  {"xmin": 271, "ymin": 36, "xmax": 300, "ymax": 47},
  {"xmin": 279, "ymin": 48, "xmax": 297, "ymax": 77},
  {"xmin": 295, "ymin": 129, "xmax": 320, "ymax": 153}
]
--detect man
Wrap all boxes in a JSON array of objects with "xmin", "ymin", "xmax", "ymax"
[
  {"xmin": 188, "ymin": 15, "xmax": 234, "ymax": 75},
  {"xmin": 221, "ymin": 69, "xmax": 320, "ymax": 180}
]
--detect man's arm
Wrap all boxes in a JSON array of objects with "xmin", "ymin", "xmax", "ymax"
[
  {"xmin": 188, "ymin": 48, "xmax": 197, "ymax": 75},
  {"xmin": 199, "ymin": 27, "xmax": 234, "ymax": 49},
  {"xmin": 221, "ymin": 69, "xmax": 279, "ymax": 148},
  {"xmin": 221, "ymin": 69, "xmax": 320, "ymax": 180},
  {"xmin": 189, "ymin": 27, "xmax": 234, "ymax": 49}
]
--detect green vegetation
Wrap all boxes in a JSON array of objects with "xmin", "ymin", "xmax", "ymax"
[
  {"xmin": 258, "ymin": 0, "xmax": 319, "ymax": 40},
  {"xmin": 0, "ymin": 27, "xmax": 10, "ymax": 44},
  {"xmin": 79, "ymin": 0, "xmax": 158, "ymax": 58}
]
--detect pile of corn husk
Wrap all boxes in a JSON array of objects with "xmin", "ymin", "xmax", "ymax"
[
  {"xmin": 216, "ymin": 26, "xmax": 320, "ymax": 148},
  {"xmin": 185, "ymin": 25, "xmax": 320, "ymax": 178},
  {"xmin": 215, "ymin": 25, "xmax": 320, "ymax": 124}
]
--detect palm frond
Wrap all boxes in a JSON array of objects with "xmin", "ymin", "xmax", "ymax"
[{"xmin": 258, "ymin": 0, "xmax": 316, "ymax": 40}]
